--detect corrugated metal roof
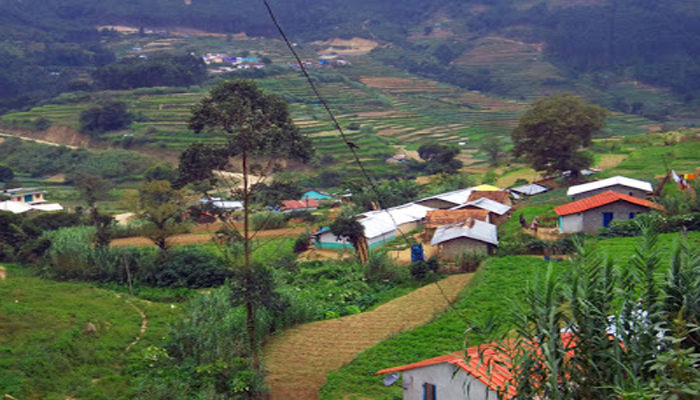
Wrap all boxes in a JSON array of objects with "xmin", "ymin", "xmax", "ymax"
[
  {"xmin": 360, "ymin": 216, "xmax": 396, "ymax": 239},
  {"xmin": 511, "ymin": 183, "xmax": 549, "ymax": 195},
  {"xmin": 430, "ymin": 219, "xmax": 498, "ymax": 246},
  {"xmin": 452, "ymin": 198, "xmax": 511, "ymax": 215},
  {"xmin": 360, "ymin": 203, "xmax": 434, "ymax": 226},
  {"xmin": 31, "ymin": 203, "xmax": 63, "ymax": 212},
  {"xmin": 467, "ymin": 191, "xmax": 512, "ymax": 205},
  {"xmin": 567, "ymin": 176, "xmax": 653, "ymax": 196},
  {"xmin": 418, "ymin": 188, "xmax": 473, "ymax": 206},
  {"xmin": 555, "ymin": 190, "xmax": 662, "ymax": 216}
]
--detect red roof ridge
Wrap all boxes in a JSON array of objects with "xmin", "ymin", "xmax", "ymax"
[{"xmin": 555, "ymin": 190, "xmax": 662, "ymax": 216}]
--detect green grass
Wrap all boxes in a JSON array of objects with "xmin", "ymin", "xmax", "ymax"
[
  {"xmin": 320, "ymin": 256, "xmax": 563, "ymax": 399},
  {"xmin": 591, "ymin": 231, "xmax": 700, "ymax": 263},
  {"xmin": 0, "ymin": 266, "xmax": 179, "ymax": 399}
]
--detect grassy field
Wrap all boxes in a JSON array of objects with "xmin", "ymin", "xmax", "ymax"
[{"xmin": 0, "ymin": 265, "xmax": 179, "ymax": 399}]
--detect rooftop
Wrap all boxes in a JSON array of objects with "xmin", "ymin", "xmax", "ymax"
[
  {"xmin": 425, "ymin": 209, "xmax": 489, "ymax": 229},
  {"xmin": 430, "ymin": 219, "xmax": 498, "ymax": 246},
  {"xmin": 554, "ymin": 190, "xmax": 662, "ymax": 216},
  {"xmin": 452, "ymin": 197, "xmax": 511, "ymax": 215},
  {"xmin": 566, "ymin": 176, "xmax": 653, "ymax": 197}
]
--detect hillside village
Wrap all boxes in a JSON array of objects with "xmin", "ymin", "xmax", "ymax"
[{"xmin": 2, "ymin": 2, "xmax": 700, "ymax": 399}]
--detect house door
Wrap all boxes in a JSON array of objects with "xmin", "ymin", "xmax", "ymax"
[{"xmin": 602, "ymin": 212, "xmax": 614, "ymax": 228}]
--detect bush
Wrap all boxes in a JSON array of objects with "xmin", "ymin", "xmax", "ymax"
[
  {"xmin": 285, "ymin": 210, "xmax": 317, "ymax": 224},
  {"xmin": 454, "ymin": 250, "xmax": 487, "ymax": 272},
  {"xmin": 293, "ymin": 233, "xmax": 310, "ymax": 254},
  {"xmin": 156, "ymin": 245, "xmax": 231, "ymax": 288},
  {"xmin": 410, "ymin": 256, "xmax": 439, "ymax": 281},
  {"xmin": 250, "ymin": 212, "xmax": 287, "ymax": 230},
  {"xmin": 600, "ymin": 212, "xmax": 700, "ymax": 238}
]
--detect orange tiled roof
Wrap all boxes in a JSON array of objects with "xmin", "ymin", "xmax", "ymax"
[
  {"xmin": 467, "ymin": 190, "xmax": 511, "ymax": 205},
  {"xmin": 281, "ymin": 199, "xmax": 319, "ymax": 210},
  {"xmin": 376, "ymin": 332, "xmax": 577, "ymax": 400},
  {"xmin": 554, "ymin": 190, "xmax": 662, "ymax": 216},
  {"xmin": 425, "ymin": 209, "xmax": 489, "ymax": 229}
]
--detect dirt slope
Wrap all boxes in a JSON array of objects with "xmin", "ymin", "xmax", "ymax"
[{"xmin": 263, "ymin": 273, "xmax": 473, "ymax": 400}]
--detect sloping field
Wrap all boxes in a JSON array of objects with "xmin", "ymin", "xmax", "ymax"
[{"xmin": 263, "ymin": 273, "xmax": 473, "ymax": 400}]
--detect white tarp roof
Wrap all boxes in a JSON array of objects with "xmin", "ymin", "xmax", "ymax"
[
  {"xmin": 210, "ymin": 200, "xmax": 243, "ymax": 210},
  {"xmin": 567, "ymin": 176, "xmax": 653, "ymax": 196},
  {"xmin": 360, "ymin": 203, "xmax": 434, "ymax": 226},
  {"xmin": 417, "ymin": 188, "xmax": 473, "ymax": 206},
  {"xmin": 511, "ymin": 183, "xmax": 549, "ymax": 196},
  {"xmin": 31, "ymin": 203, "xmax": 63, "ymax": 212},
  {"xmin": 431, "ymin": 219, "xmax": 499, "ymax": 247},
  {"xmin": 451, "ymin": 197, "xmax": 511, "ymax": 215},
  {"xmin": 0, "ymin": 201, "xmax": 33, "ymax": 213}
]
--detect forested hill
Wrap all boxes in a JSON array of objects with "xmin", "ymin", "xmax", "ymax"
[{"xmin": 1, "ymin": 0, "xmax": 699, "ymax": 111}]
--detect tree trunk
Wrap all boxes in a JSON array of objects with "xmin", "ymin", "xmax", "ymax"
[
  {"xmin": 242, "ymin": 149, "xmax": 259, "ymax": 371},
  {"xmin": 357, "ymin": 236, "xmax": 369, "ymax": 264}
]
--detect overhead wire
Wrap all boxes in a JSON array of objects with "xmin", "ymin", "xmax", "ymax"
[{"xmin": 258, "ymin": 0, "xmax": 466, "ymax": 315}]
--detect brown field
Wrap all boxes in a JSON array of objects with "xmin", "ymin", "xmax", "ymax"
[
  {"xmin": 497, "ymin": 167, "xmax": 542, "ymax": 187},
  {"xmin": 263, "ymin": 273, "xmax": 474, "ymax": 400},
  {"xmin": 111, "ymin": 227, "xmax": 307, "ymax": 247},
  {"xmin": 313, "ymin": 37, "xmax": 379, "ymax": 55},
  {"xmin": 595, "ymin": 154, "xmax": 628, "ymax": 170},
  {"xmin": 452, "ymin": 36, "xmax": 543, "ymax": 66}
]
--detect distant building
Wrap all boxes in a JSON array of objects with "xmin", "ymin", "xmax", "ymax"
[
  {"xmin": 415, "ymin": 188, "xmax": 474, "ymax": 209},
  {"xmin": 280, "ymin": 199, "xmax": 319, "ymax": 213},
  {"xmin": 451, "ymin": 198, "xmax": 512, "ymax": 226},
  {"xmin": 424, "ymin": 209, "xmax": 490, "ymax": 241},
  {"xmin": 1, "ymin": 187, "xmax": 63, "ymax": 213},
  {"xmin": 555, "ymin": 190, "xmax": 662, "ymax": 234},
  {"xmin": 4, "ymin": 187, "xmax": 47, "ymax": 204},
  {"xmin": 301, "ymin": 189, "xmax": 332, "ymax": 201}
]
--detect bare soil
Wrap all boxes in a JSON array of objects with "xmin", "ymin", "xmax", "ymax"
[
  {"xmin": 111, "ymin": 227, "xmax": 307, "ymax": 247},
  {"xmin": 263, "ymin": 273, "xmax": 474, "ymax": 400}
]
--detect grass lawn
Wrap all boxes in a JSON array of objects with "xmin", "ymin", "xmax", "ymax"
[{"xmin": 0, "ymin": 266, "xmax": 179, "ymax": 399}]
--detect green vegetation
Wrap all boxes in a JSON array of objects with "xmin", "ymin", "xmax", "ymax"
[{"xmin": 0, "ymin": 266, "xmax": 177, "ymax": 399}]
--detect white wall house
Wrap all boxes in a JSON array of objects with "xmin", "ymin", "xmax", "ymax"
[{"xmin": 376, "ymin": 343, "xmax": 515, "ymax": 400}]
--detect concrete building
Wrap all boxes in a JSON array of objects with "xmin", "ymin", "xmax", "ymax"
[
  {"xmin": 567, "ymin": 176, "xmax": 653, "ymax": 201},
  {"xmin": 451, "ymin": 198, "xmax": 511, "ymax": 226},
  {"xmin": 424, "ymin": 209, "xmax": 490, "ymax": 241},
  {"xmin": 555, "ymin": 190, "xmax": 662, "ymax": 234}
]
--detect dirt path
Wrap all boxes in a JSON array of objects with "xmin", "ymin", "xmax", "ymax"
[
  {"xmin": 121, "ymin": 299, "xmax": 148, "ymax": 357},
  {"xmin": 111, "ymin": 227, "xmax": 307, "ymax": 247},
  {"xmin": 263, "ymin": 273, "xmax": 473, "ymax": 400}
]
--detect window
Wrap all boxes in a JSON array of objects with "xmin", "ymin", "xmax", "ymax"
[
  {"xmin": 629, "ymin": 212, "xmax": 636, "ymax": 219},
  {"xmin": 629, "ymin": 192, "xmax": 634, "ymax": 196},
  {"xmin": 423, "ymin": 383, "xmax": 436, "ymax": 400}
]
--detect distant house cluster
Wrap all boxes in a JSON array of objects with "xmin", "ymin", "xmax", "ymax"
[
  {"xmin": 288, "ymin": 54, "xmax": 349, "ymax": 70},
  {"xmin": 201, "ymin": 53, "xmax": 266, "ymax": 73},
  {"xmin": 313, "ymin": 184, "xmax": 512, "ymax": 258}
]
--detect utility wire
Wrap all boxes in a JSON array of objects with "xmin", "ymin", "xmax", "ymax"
[{"xmin": 258, "ymin": 0, "xmax": 468, "ymax": 320}]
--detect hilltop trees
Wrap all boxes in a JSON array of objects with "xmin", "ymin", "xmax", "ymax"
[{"xmin": 512, "ymin": 94, "xmax": 608, "ymax": 179}]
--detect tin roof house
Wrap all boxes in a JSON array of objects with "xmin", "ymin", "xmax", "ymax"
[{"xmin": 567, "ymin": 176, "xmax": 653, "ymax": 201}]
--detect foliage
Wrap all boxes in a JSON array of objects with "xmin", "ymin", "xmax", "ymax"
[
  {"xmin": 329, "ymin": 210, "xmax": 365, "ymax": 250},
  {"xmin": 157, "ymin": 245, "xmax": 232, "ymax": 288},
  {"xmin": 414, "ymin": 143, "xmax": 463, "ymax": 174},
  {"xmin": 0, "ymin": 138, "xmax": 155, "ymax": 180},
  {"xmin": 410, "ymin": 256, "xmax": 439, "ymax": 281},
  {"xmin": 79, "ymin": 100, "xmax": 132, "ymax": 135},
  {"xmin": 344, "ymin": 178, "xmax": 421, "ymax": 211},
  {"xmin": 453, "ymin": 249, "xmax": 487, "ymax": 272},
  {"xmin": 0, "ymin": 271, "xmax": 175, "ymax": 399},
  {"xmin": 480, "ymin": 136, "xmax": 508, "ymax": 166},
  {"xmin": 492, "ymin": 225, "xmax": 700, "ymax": 399},
  {"xmin": 512, "ymin": 94, "xmax": 609, "ymax": 178},
  {"xmin": 600, "ymin": 212, "xmax": 700, "ymax": 238},
  {"xmin": 125, "ymin": 180, "xmax": 191, "ymax": 253},
  {"xmin": 93, "ymin": 53, "xmax": 207, "ymax": 90},
  {"xmin": 250, "ymin": 212, "xmax": 287, "ymax": 231},
  {"xmin": 250, "ymin": 180, "xmax": 302, "ymax": 206},
  {"xmin": 0, "ymin": 165, "xmax": 14, "ymax": 182}
]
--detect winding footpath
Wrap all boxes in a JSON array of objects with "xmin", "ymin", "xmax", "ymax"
[{"xmin": 263, "ymin": 273, "xmax": 473, "ymax": 400}]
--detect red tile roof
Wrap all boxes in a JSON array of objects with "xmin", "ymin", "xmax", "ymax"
[
  {"xmin": 554, "ymin": 190, "xmax": 662, "ymax": 217},
  {"xmin": 376, "ymin": 333, "xmax": 577, "ymax": 400},
  {"xmin": 280, "ymin": 199, "xmax": 319, "ymax": 210}
]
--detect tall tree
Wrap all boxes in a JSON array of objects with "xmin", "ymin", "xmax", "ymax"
[
  {"xmin": 511, "ymin": 94, "xmax": 608, "ymax": 179},
  {"xmin": 187, "ymin": 80, "xmax": 313, "ymax": 369},
  {"xmin": 73, "ymin": 170, "xmax": 114, "ymax": 247},
  {"xmin": 126, "ymin": 179, "xmax": 190, "ymax": 255},
  {"xmin": 480, "ymin": 136, "xmax": 507, "ymax": 167}
]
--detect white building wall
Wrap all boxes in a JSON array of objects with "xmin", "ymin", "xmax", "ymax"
[
  {"xmin": 560, "ymin": 213, "xmax": 583, "ymax": 234},
  {"xmin": 401, "ymin": 363, "xmax": 500, "ymax": 400}
]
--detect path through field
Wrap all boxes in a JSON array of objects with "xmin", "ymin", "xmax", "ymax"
[{"xmin": 263, "ymin": 273, "xmax": 473, "ymax": 400}]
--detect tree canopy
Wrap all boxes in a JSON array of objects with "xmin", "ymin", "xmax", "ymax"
[{"xmin": 511, "ymin": 94, "xmax": 608, "ymax": 178}]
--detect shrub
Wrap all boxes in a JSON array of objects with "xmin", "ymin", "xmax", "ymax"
[
  {"xmin": 454, "ymin": 250, "xmax": 487, "ymax": 272},
  {"xmin": 250, "ymin": 212, "xmax": 287, "ymax": 230},
  {"xmin": 410, "ymin": 256, "xmax": 439, "ymax": 281},
  {"xmin": 293, "ymin": 233, "xmax": 310, "ymax": 254},
  {"xmin": 155, "ymin": 245, "xmax": 231, "ymax": 288},
  {"xmin": 285, "ymin": 210, "xmax": 317, "ymax": 224}
]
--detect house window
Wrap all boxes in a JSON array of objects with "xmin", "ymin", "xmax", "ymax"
[
  {"xmin": 629, "ymin": 212, "xmax": 636, "ymax": 219},
  {"xmin": 629, "ymin": 192, "xmax": 634, "ymax": 196},
  {"xmin": 423, "ymin": 383, "xmax": 437, "ymax": 400},
  {"xmin": 603, "ymin": 212, "xmax": 614, "ymax": 228},
  {"xmin": 24, "ymin": 194, "xmax": 33, "ymax": 202}
]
